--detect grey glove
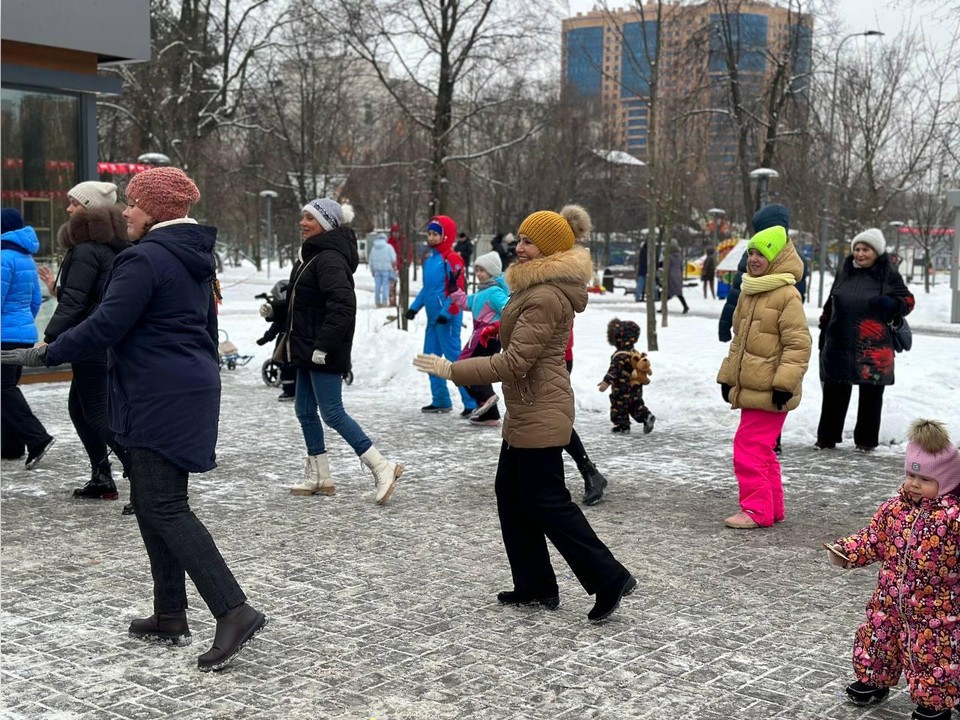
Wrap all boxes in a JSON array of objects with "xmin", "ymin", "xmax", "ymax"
[
  {"xmin": 0, "ymin": 346, "xmax": 48, "ymax": 367},
  {"xmin": 259, "ymin": 303, "xmax": 273, "ymax": 319},
  {"xmin": 311, "ymin": 350, "xmax": 327, "ymax": 365}
]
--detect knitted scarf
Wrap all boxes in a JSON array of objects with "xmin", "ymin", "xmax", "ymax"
[{"xmin": 741, "ymin": 272, "xmax": 796, "ymax": 295}]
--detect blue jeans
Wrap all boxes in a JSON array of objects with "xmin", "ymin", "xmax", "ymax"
[
  {"xmin": 294, "ymin": 368, "xmax": 372, "ymax": 456},
  {"xmin": 373, "ymin": 271, "xmax": 392, "ymax": 305},
  {"xmin": 634, "ymin": 275, "xmax": 645, "ymax": 301}
]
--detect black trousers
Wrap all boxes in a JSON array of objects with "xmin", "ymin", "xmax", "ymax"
[
  {"xmin": 0, "ymin": 341, "xmax": 51, "ymax": 453},
  {"xmin": 68, "ymin": 353, "xmax": 129, "ymax": 470},
  {"xmin": 817, "ymin": 382, "xmax": 885, "ymax": 449},
  {"xmin": 464, "ymin": 338, "xmax": 501, "ymax": 419},
  {"xmin": 495, "ymin": 443, "xmax": 625, "ymax": 596},
  {"xmin": 129, "ymin": 448, "xmax": 246, "ymax": 618}
]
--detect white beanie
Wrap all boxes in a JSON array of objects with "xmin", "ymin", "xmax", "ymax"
[
  {"xmin": 68, "ymin": 181, "xmax": 117, "ymax": 209},
  {"xmin": 851, "ymin": 228, "xmax": 886, "ymax": 256},
  {"xmin": 303, "ymin": 198, "xmax": 354, "ymax": 232},
  {"xmin": 475, "ymin": 251, "xmax": 502, "ymax": 278}
]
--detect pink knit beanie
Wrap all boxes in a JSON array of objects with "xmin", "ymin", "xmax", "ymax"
[
  {"xmin": 905, "ymin": 419, "xmax": 960, "ymax": 497},
  {"xmin": 125, "ymin": 167, "xmax": 200, "ymax": 222}
]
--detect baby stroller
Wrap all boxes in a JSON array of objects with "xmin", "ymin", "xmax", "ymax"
[{"xmin": 218, "ymin": 329, "xmax": 253, "ymax": 371}]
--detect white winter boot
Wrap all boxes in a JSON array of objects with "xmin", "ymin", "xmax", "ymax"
[
  {"xmin": 289, "ymin": 454, "xmax": 335, "ymax": 496},
  {"xmin": 359, "ymin": 446, "xmax": 402, "ymax": 505}
]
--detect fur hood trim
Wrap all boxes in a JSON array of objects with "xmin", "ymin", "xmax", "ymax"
[
  {"xmin": 58, "ymin": 206, "xmax": 128, "ymax": 250},
  {"xmin": 505, "ymin": 245, "xmax": 593, "ymax": 295}
]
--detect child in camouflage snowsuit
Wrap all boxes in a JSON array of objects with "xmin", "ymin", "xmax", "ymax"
[
  {"xmin": 827, "ymin": 418, "xmax": 960, "ymax": 720},
  {"xmin": 598, "ymin": 318, "xmax": 654, "ymax": 434}
]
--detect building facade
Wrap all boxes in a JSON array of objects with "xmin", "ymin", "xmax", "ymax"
[
  {"xmin": 1, "ymin": 1, "xmax": 150, "ymax": 258},
  {"xmin": 562, "ymin": 1, "xmax": 812, "ymax": 166}
]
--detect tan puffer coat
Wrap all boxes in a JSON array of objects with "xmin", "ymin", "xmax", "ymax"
[
  {"xmin": 716, "ymin": 241, "xmax": 811, "ymax": 412},
  {"xmin": 451, "ymin": 245, "xmax": 593, "ymax": 448}
]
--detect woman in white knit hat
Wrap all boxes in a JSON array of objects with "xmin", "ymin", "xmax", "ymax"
[
  {"xmin": 40, "ymin": 181, "xmax": 132, "ymax": 505},
  {"xmin": 816, "ymin": 228, "xmax": 914, "ymax": 451}
]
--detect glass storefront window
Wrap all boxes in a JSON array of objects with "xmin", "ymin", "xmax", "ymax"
[{"xmin": 1, "ymin": 87, "xmax": 79, "ymax": 262}]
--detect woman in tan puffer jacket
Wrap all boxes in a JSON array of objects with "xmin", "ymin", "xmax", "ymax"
[
  {"xmin": 717, "ymin": 225, "xmax": 811, "ymax": 529},
  {"xmin": 414, "ymin": 206, "xmax": 636, "ymax": 624}
]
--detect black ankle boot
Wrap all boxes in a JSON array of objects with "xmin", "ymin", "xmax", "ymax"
[
  {"xmin": 580, "ymin": 460, "xmax": 608, "ymax": 506},
  {"xmin": 844, "ymin": 680, "xmax": 889, "ymax": 706},
  {"xmin": 497, "ymin": 590, "xmax": 560, "ymax": 610},
  {"xmin": 588, "ymin": 572, "xmax": 637, "ymax": 623},
  {"xmin": 73, "ymin": 463, "xmax": 119, "ymax": 500},
  {"xmin": 197, "ymin": 603, "xmax": 267, "ymax": 672},
  {"xmin": 911, "ymin": 705, "xmax": 951, "ymax": 720},
  {"xmin": 129, "ymin": 610, "xmax": 192, "ymax": 646}
]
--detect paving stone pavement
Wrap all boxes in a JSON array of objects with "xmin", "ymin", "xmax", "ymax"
[{"xmin": 0, "ymin": 371, "xmax": 936, "ymax": 720}]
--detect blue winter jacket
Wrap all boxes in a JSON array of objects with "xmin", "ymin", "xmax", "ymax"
[
  {"xmin": 45, "ymin": 221, "xmax": 221, "ymax": 473},
  {"xmin": 1, "ymin": 226, "xmax": 42, "ymax": 344},
  {"xmin": 367, "ymin": 236, "xmax": 396, "ymax": 274},
  {"xmin": 410, "ymin": 248, "xmax": 461, "ymax": 322},
  {"xmin": 464, "ymin": 276, "xmax": 509, "ymax": 320}
]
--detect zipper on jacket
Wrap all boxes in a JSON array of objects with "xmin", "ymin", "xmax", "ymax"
[{"xmin": 897, "ymin": 508, "xmax": 923, "ymax": 676}]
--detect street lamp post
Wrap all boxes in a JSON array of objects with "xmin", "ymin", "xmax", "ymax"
[
  {"xmin": 887, "ymin": 220, "xmax": 904, "ymax": 271},
  {"xmin": 749, "ymin": 168, "xmax": 779, "ymax": 210},
  {"xmin": 708, "ymin": 208, "xmax": 725, "ymax": 249},
  {"xmin": 259, "ymin": 190, "xmax": 278, "ymax": 279},
  {"xmin": 817, "ymin": 30, "xmax": 884, "ymax": 308}
]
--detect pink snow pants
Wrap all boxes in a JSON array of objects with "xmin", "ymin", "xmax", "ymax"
[{"xmin": 733, "ymin": 408, "xmax": 787, "ymax": 527}]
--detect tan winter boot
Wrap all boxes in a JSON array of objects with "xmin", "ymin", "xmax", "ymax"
[
  {"xmin": 359, "ymin": 446, "xmax": 402, "ymax": 505},
  {"xmin": 290, "ymin": 454, "xmax": 335, "ymax": 496}
]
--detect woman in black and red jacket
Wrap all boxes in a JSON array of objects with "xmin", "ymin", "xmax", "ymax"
[{"xmin": 816, "ymin": 228, "xmax": 914, "ymax": 451}]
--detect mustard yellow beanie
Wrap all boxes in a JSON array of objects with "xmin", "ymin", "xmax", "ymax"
[{"xmin": 517, "ymin": 205, "xmax": 591, "ymax": 256}]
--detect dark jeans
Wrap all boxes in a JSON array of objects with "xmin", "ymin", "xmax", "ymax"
[
  {"xmin": 69, "ymin": 353, "xmax": 129, "ymax": 470},
  {"xmin": 495, "ymin": 443, "xmax": 625, "ymax": 596},
  {"xmin": 0, "ymin": 342, "xmax": 51, "ymax": 453},
  {"xmin": 817, "ymin": 382, "xmax": 885, "ymax": 449},
  {"xmin": 129, "ymin": 448, "xmax": 246, "ymax": 618}
]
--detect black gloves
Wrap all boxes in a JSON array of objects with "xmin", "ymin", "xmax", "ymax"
[
  {"xmin": 869, "ymin": 295, "xmax": 897, "ymax": 319},
  {"xmin": 720, "ymin": 383, "xmax": 731, "ymax": 403},
  {"xmin": 435, "ymin": 315, "xmax": 448, "ymax": 325},
  {"xmin": 772, "ymin": 389, "xmax": 793, "ymax": 410},
  {"xmin": 0, "ymin": 346, "xmax": 48, "ymax": 367},
  {"xmin": 405, "ymin": 309, "xmax": 417, "ymax": 320}
]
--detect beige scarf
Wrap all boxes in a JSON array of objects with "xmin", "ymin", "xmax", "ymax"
[{"xmin": 741, "ymin": 272, "xmax": 796, "ymax": 295}]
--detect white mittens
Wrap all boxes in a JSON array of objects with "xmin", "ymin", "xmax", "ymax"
[
  {"xmin": 312, "ymin": 350, "xmax": 327, "ymax": 365},
  {"xmin": 259, "ymin": 303, "xmax": 273, "ymax": 319},
  {"xmin": 413, "ymin": 354, "xmax": 453, "ymax": 380}
]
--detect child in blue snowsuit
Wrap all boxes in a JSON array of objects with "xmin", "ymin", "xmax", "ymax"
[
  {"xmin": 406, "ymin": 215, "xmax": 477, "ymax": 415},
  {"xmin": 451, "ymin": 251, "xmax": 509, "ymax": 424}
]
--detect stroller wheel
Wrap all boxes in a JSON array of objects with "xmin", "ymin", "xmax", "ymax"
[
  {"xmin": 262, "ymin": 359, "xmax": 282, "ymax": 387},
  {"xmin": 343, "ymin": 371, "xmax": 354, "ymax": 386}
]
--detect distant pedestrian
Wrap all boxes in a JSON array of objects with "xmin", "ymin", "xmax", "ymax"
[
  {"xmin": 701, "ymin": 246, "xmax": 716, "ymax": 299},
  {"xmin": 414, "ymin": 205, "xmax": 637, "ymax": 623},
  {"xmin": 406, "ymin": 215, "xmax": 476, "ymax": 416},
  {"xmin": 826, "ymin": 418, "xmax": 960, "ymax": 720},
  {"xmin": 491, "ymin": 233, "xmax": 512, "ymax": 270},
  {"xmin": 367, "ymin": 232, "xmax": 396, "ymax": 308},
  {"xmin": 816, "ymin": 228, "xmax": 914, "ymax": 452},
  {"xmin": 41, "ymin": 182, "xmax": 131, "ymax": 501},
  {"xmin": 599, "ymin": 318, "xmax": 654, "ymax": 435},
  {"xmin": 717, "ymin": 226, "xmax": 810, "ymax": 529},
  {"xmin": 1, "ymin": 208, "xmax": 54, "ymax": 468},
  {"xmin": 450, "ymin": 251, "xmax": 509, "ymax": 426},
  {"xmin": 634, "ymin": 240, "xmax": 648, "ymax": 302},
  {"xmin": 387, "ymin": 223, "xmax": 406, "ymax": 306},
  {"xmin": 2, "ymin": 167, "xmax": 267, "ymax": 672},
  {"xmin": 665, "ymin": 239, "xmax": 689, "ymax": 314},
  {"xmin": 261, "ymin": 198, "xmax": 403, "ymax": 504},
  {"xmin": 454, "ymin": 232, "xmax": 473, "ymax": 277}
]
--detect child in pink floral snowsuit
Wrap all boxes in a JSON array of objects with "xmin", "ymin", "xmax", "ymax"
[{"xmin": 827, "ymin": 419, "xmax": 960, "ymax": 720}]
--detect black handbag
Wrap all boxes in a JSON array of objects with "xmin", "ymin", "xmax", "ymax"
[{"xmin": 889, "ymin": 317, "xmax": 912, "ymax": 353}]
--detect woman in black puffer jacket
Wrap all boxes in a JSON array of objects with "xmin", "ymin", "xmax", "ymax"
[
  {"xmin": 262, "ymin": 198, "xmax": 402, "ymax": 505},
  {"xmin": 816, "ymin": 228, "xmax": 914, "ymax": 451},
  {"xmin": 42, "ymin": 182, "xmax": 131, "ymax": 500}
]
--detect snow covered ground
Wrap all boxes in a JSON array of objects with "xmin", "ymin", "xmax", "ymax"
[{"xmin": 216, "ymin": 260, "xmax": 960, "ymax": 456}]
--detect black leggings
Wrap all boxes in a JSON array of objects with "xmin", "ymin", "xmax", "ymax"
[{"xmin": 68, "ymin": 353, "xmax": 129, "ymax": 470}]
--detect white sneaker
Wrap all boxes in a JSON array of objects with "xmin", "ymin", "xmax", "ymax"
[{"xmin": 469, "ymin": 394, "xmax": 499, "ymax": 420}]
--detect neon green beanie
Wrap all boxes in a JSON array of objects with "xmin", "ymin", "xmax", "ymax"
[{"xmin": 748, "ymin": 225, "xmax": 788, "ymax": 262}]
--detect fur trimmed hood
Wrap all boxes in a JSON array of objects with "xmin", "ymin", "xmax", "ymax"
[
  {"xmin": 504, "ymin": 245, "xmax": 593, "ymax": 311},
  {"xmin": 58, "ymin": 206, "xmax": 128, "ymax": 251}
]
